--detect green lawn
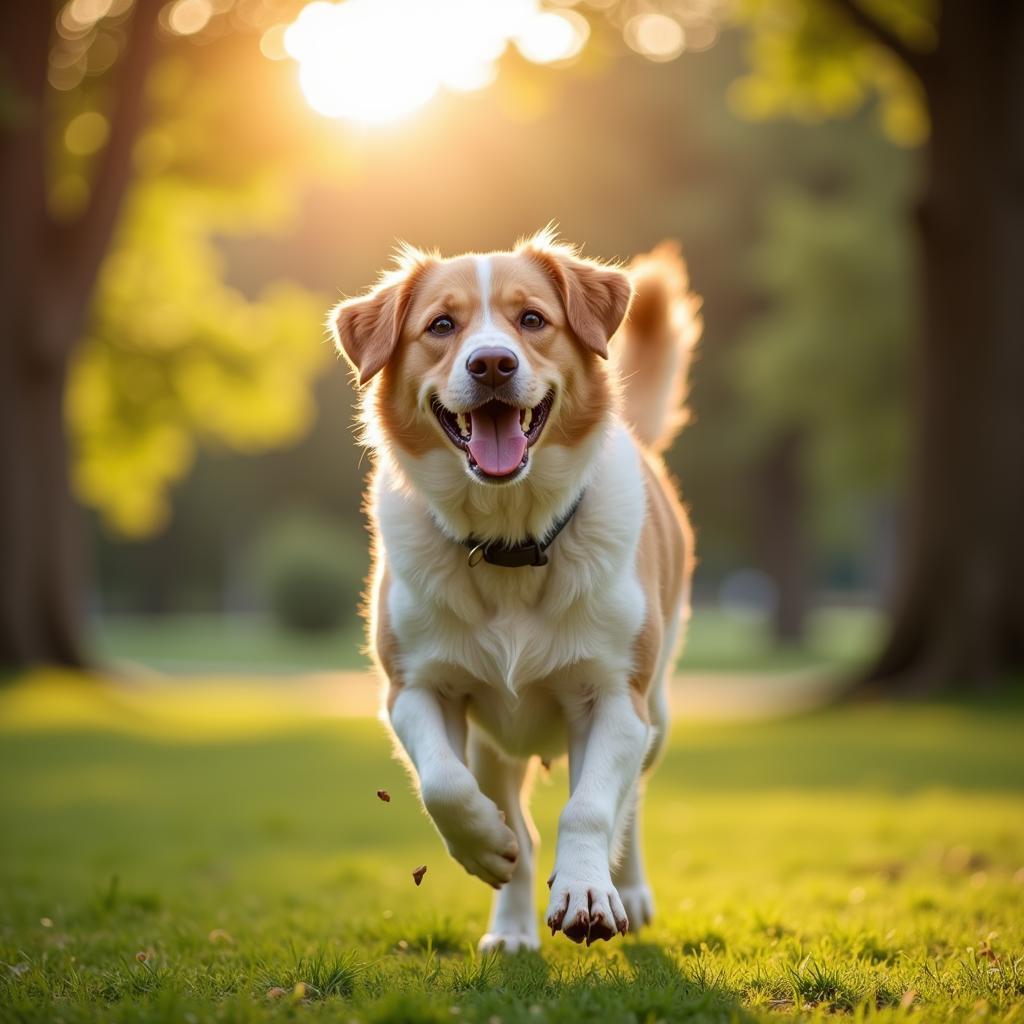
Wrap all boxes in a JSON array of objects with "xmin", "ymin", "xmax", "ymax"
[
  {"xmin": 1, "ymin": 675, "xmax": 1022, "ymax": 1023},
  {"xmin": 93, "ymin": 606, "xmax": 883, "ymax": 675},
  {"xmin": 93, "ymin": 613, "xmax": 370, "ymax": 674}
]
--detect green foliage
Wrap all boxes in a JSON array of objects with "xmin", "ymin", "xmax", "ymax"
[
  {"xmin": 1, "ymin": 680, "xmax": 1022, "ymax": 1022},
  {"xmin": 733, "ymin": 121, "xmax": 913, "ymax": 542},
  {"xmin": 255, "ymin": 510, "xmax": 367, "ymax": 634},
  {"xmin": 49, "ymin": 5, "xmax": 327, "ymax": 539},
  {"xmin": 721, "ymin": 0, "xmax": 929, "ymax": 564},
  {"xmin": 729, "ymin": 0, "xmax": 935, "ymax": 145},
  {"xmin": 68, "ymin": 177, "xmax": 327, "ymax": 536}
]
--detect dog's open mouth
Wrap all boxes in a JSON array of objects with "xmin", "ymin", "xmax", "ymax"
[{"xmin": 432, "ymin": 391, "xmax": 555, "ymax": 480}]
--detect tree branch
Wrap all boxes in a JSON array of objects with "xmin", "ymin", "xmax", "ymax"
[
  {"xmin": 58, "ymin": 0, "xmax": 163, "ymax": 340},
  {"xmin": 826, "ymin": 0, "xmax": 929, "ymax": 80}
]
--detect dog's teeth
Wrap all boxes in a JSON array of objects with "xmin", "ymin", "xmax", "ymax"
[
  {"xmin": 456, "ymin": 413, "xmax": 470, "ymax": 438},
  {"xmin": 521, "ymin": 407, "xmax": 532, "ymax": 433}
]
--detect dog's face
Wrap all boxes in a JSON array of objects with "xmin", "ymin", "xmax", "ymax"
[{"xmin": 333, "ymin": 237, "xmax": 632, "ymax": 486}]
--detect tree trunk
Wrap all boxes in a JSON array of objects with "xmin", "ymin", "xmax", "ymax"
[
  {"xmin": 0, "ymin": 1, "xmax": 159, "ymax": 672},
  {"xmin": 757, "ymin": 431, "xmax": 809, "ymax": 645},
  {"xmin": 861, "ymin": 0, "xmax": 1024, "ymax": 694},
  {"xmin": 0, "ymin": 345, "xmax": 88, "ymax": 668},
  {"xmin": 0, "ymin": 5, "xmax": 84, "ymax": 670}
]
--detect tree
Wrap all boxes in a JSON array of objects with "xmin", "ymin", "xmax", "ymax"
[
  {"xmin": 730, "ymin": 0, "xmax": 1024, "ymax": 692},
  {"xmin": 734, "ymin": 123, "xmax": 913, "ymax": 644},
  {"xmin": 0, "ymin": 2, "xmax": 324, "ymax": 668}
]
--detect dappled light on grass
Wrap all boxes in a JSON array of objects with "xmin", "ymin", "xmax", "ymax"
[
  {"xmin": 0, "ymin": 670, "xmax": 376, "ymax": 740},
  {"xmin": 1, "ymin": 688, "xmax": 1022, "ymax": 1021}
]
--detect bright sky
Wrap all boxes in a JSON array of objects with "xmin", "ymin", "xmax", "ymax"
[
  {"xmin": 281, "ymin": 0, "xmax": 590, "ymax": 124},
  {"xmin": 57, "ymin": 1, "xmax": 706, "ymax": 124}
]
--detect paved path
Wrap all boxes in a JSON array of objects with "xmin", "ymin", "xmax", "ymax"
[
  {"xmin": 3, "ymin": 667, "xmax": 850, "ymax": 738},
  {"xmin": 300, "ymin": 668, "xmax": 849, "ymax": 721}
]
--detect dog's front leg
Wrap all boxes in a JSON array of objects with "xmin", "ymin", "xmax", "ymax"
[
  {"xmin": 390, "ymin": 686, "xmax": 519, "ymax": 888},
  {"xmin": 546, "ymin": 690, "xmax": 650, "ymax": 944}
]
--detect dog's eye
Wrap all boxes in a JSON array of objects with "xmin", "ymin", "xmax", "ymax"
[
  {"xmin": 520, "ymin": 310, "xmax": 545, "ymax": 331},
  {"xmin": 428, "ymin": 315, "xmax": 455, "ymax": 336}
]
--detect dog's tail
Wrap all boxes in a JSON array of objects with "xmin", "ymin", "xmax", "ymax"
[{"xmin": 614, "ymin": 242, "xmax": 702, "ymax": 453}]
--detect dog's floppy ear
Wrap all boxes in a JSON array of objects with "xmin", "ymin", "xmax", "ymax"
[
  {"xmin": 520, "ymin": 230, "xmax": 633, "ymax": 359},
  {"xmin": 331, "ymin": 285, "xmax": 407, "ymax": 385},
  {"xmin": 330, "ymin": 249, "xmax": 430, "ymax": 385}
]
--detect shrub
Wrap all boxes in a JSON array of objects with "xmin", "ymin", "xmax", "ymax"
[{"xmin": 256, "ymin": 510, "xmax": 366, "ymax": 633}]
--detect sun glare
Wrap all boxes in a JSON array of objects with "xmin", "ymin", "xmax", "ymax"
[{"xmin": 281, "ymin": 0, "xmax": 590, "ymax": 125}]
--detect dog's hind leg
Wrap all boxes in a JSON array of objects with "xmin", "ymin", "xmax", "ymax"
[
  {"xmin": 612, "ymin": 678, "xmax": 669, "ymax": 931},
  {"xmin": 611, "ymin": 786, "xmax": 654, "ymax": 930},
  {"xmin": 470, "ymin": 728, "xmax": 540, "ymax": 953}
]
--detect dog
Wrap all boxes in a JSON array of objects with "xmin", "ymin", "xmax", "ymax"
[{"xmin": 331, "ymin": 229, "xmax": 699, "ymax": 950}]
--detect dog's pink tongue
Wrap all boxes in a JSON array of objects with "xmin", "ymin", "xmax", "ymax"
[{"xmin": 468, "ymin": 403, "xmax": 526, "ymax": 477}]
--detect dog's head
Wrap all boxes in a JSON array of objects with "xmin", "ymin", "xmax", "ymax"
[{"xmin": 331, "ymin": 232, "xmax": 632, "ymax": 487}]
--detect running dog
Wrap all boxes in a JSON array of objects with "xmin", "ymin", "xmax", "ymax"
[{"xmin": 331, "ymin": 229, "xmax": 700, "ymax": 950}]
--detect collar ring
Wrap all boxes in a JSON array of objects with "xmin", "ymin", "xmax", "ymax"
[{"xmin": 467, "ymin": 541, "xmax": 487, "ymax": 567}]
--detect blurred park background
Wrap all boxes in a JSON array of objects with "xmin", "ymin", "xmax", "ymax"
[
  {"xmin": 1, "ymin": 0, "xmax": 1020, "ymax": 696},
  {"xmin": 2, "ymin": 3, "xmax": 1024, "ymax": 1022}
]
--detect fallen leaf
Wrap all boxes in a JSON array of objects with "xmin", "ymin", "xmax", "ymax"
[
  {"xmin": 412, "ymin": 865, "xmax": 427, "ymax": 886},
  {"xmin": 376, "ymin": 789, "xmax": 391, "ymax": 802},
  {"xmin": 266, "ymin": 987, "xmax": 287, "ymax": 1000}
]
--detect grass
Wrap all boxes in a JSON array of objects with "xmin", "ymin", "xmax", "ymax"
[
  {"xmin": 93, "ymin": 605, "xmax": 883, "ymax": 674},
  {"xmin": 1, "ymin": 674, "xmax": 1023, "ymax": 1023},
  {"xmin": 93, "ymin": 613, "xmax": 370, "ymax": 674}
]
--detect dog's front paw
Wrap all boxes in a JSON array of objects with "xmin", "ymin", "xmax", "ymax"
[
  {"xmin": 421, "ymin": 772, "xmax": 519, "ymax": 888},
  {"xmin": 545, "ymin": 870, "xmax": 628, "ymax": 945}
]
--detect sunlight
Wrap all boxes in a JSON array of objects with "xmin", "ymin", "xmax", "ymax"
[{"xmin": 282, "ymin": 0, "xmax": 589, "ymax": 125}]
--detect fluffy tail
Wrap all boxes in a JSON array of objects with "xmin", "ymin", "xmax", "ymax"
[{"xmin": 614, "ymin": 242, "xmax": 702, "ymax": 453}]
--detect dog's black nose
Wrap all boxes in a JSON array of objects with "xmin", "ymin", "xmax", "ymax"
[{"xmin": 466, "ymin": 347, "xmax": 518, "ymax": 387}]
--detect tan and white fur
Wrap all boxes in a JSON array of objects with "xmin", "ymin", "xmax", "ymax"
[{"xmin": 331, "ymin": 230, "xmax": 700, "ymax": 950}]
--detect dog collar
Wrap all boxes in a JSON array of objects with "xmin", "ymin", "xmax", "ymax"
[{"xmin": 463, "ymin": 491, "xmax": 585, "ymax": 568}]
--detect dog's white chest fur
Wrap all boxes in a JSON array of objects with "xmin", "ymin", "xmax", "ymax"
[{"xmin": 374, "ymin": 422, "xmax": 647, "ymax": 756}]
